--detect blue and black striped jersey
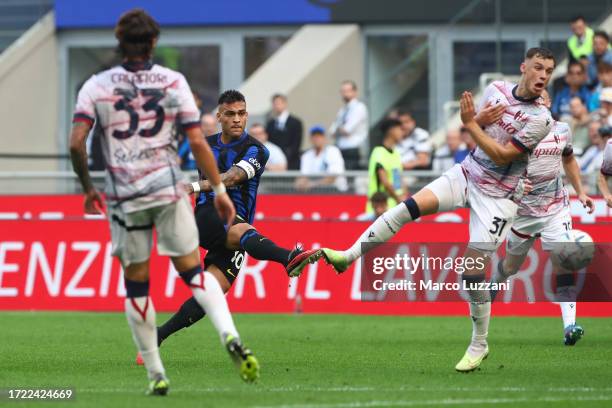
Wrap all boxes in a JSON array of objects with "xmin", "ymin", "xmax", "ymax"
[{"xmin": 196, "ymin": 132, "xmax": 269, "ymax": 223}]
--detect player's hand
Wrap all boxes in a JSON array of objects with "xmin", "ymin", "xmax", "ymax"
[
  {"xmin": 512, "ymin": 178, "xmax": 532, "ymax": 202},
  {"xmin": 578, "ymin": 193, "xmax": 595, "ymax": 214},
  {"xmin": 214, "ymin": 192, "xmax": 235, "ymax": 225},
  {"xmin": 84, "ymin": 189, "xmax": 105, "ymax": 215},
  {"xmin": 460, "ymin": 91, "xmax": 477, "ymax": 125},
  {"xmin": 475, "ymin": 101, "xmax": 505, "ymax": 127},
  {"xmin": 604, "ymin": 194, "xmax": 612, "ymax": 209},
  {"xmin": 185, "ymin": 183, "xmax": 195, "ymax": 195}
]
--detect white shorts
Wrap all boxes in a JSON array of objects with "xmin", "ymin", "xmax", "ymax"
[
  {"xmin": 108, "ymin": 195, "xmax": 199, "ymax": 267},
  {"xmin": 506, "ymin": 206, "xmax": 572, "ymax": 255},
  {"xmin": 425, "ymin": 164, "xmax": 518, "ymax": 255}
]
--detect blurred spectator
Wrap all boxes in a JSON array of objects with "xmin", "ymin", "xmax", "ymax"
[
  {"xmin": 588, "ymin": 63, "xmax": 612, "ymax": 111},
  {"xmin": 265, "ymin": 94, "xmax": 303, "ymax": 170},
  {"xmin": 454, "ymin": 126, "xmax": 475, "ymax": 163},
  {"xmin": 201, "ymin": 112, "xmax": 218, "ymax": 136},
  {"xmin": 568, "ymin": 96, "xmax": 592, "ymax": 154},
  {"xmin": 396, "ymin": 108, "xmax": 432, "ymax": 170},
  {"xmin": 296, "ymin": 126, "xmax": 347, "ymax": 191},
  {"xmin": 357, "ymin": 192, "xmax": 389, "ymax": 221},
  {"xmin": 579, "ymin": 122, "xmax": 608, "ymax": 172},
  {"xmin": 249, "ymin": 123, "xmax": 287, "ymax": 172},
  {"xmin": 599, "ymin": 87, "xmax": 612, "ymax": 126},
  {"xmin": 366, "ymin": 119, "xmax": 407, "ymax": 214},
  {"xmin": 551, "ymin": 61, "xmax": 591, "ymax": 121},
  {"xmin": 329, "ymin": 80, "xmax": 369, "ymax": 170},
  {"xmin": 587, "ymin": 31, "xmax": 612, "ymax": 87},
  {"xmin": 567, "ymin": 16, "xmax": 594, "ymax": 63},
  {"xmin": 432, "ymin": 128, "xmax": 467, "ymax": 172}
]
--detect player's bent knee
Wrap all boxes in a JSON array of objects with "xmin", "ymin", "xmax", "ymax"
[
  {"xmin": 123, "ymin": 260, "xmax": 150, "ymax": 282},
  {"xmin": 170, "ymin": 249, "xmax": 201, "ymax": 272},
  {"xmin": 227, "ymin": 223, "xmax": 255, "ymax": 250},
  {"xmin": 411, "ymin": 188, "xmax": 440, "ymax": 216}
]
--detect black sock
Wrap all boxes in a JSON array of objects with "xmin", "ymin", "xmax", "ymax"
[
  {"xmin": 239, "ymin": 229, "xmax": 291, "ymax": 266},
  {"xmin": 157, "ymin": 297, "xmax": 205, "ymax": 346}
]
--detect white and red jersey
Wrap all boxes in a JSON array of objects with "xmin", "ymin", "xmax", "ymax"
[
  {"xmin": 518, "ymin": 121, "xmax": 573, "ymax": 217},
  {"xmin": 73, "ymin": 61, "xmax": 201, "ymax": 213},
  {"xmin": 602, "ymin": 138, "xmax": 612, "ymax": 177},
  {"xmin": 462, "ymin": 81, "xmax": 553, "ymax": 198}
]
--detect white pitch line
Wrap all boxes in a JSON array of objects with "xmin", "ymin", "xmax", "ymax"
[{"xmin": 252, "ymin": 395, "xmax": 612, "ymax": 408}]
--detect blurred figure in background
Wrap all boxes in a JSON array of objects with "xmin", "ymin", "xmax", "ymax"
[
  {"xmin": 588, "ymin": 63, "xmax": 612, "ymax": 111},
  {"xmin": 454, "ymin": 126, "xmax": 476, "ymax": 163},
  {"xmin": 357, "ymin": 192, "xmax": 389, "ymax": 221},
  {"xmin": 329, "ymin": 80, "xmax": 368, "ymax": 170},
  {"xmin": 580, "ymin": 123, "xmax": 609, "ymax": 173},
  {"xmin": 567, "ymin": 16, "xmax": 594, "ymax": 63},
  {"xmin": 265, "ymin": 94, "xmax": 303, "ymax": 169},
  {"xmin": 201, "ymin": 112, "xmax": 218, "ymax": 136},
  {"xmin": 249, "ymin": 123, "xmax": 287, "ymax": 172},
  {"xmin": 296, "ymin": 126, "xmax": 347, "ymax": 191},
  {"xmin": 587, "ymin": 31, "xmax": 612, "ymax": 87},
  {"xmin": 432, "ymin": 128, "xmax": 467, "ymax": 172},
  {"xmin": 396, "ymin": 108, "xmax": 432, "ymax": 170},
  {"xmin": 552, "ymin": 61, "xmax": 591, "ymax": 121},
  {"xmin": 568, "ymin": 96, "xmax": 592, "ymax": 154},
  {"xmin": 598, "ymin": 87, "xmax": 612, "ymax": 125},
  {"xmin": 366, "ymin": 119, "xmax": 407, "ymax": 214}
]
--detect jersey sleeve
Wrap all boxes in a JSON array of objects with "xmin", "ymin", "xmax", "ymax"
[
  {"xmin": 511, "ymin": 111, "xmax": 552, "ymax": 153},
  {"xmin": 235, "ymin": 144, "xmax": 270, "ymax": 179},
  {"xmin": 176, "ymin": 74, "xmax": 201, "ymax": 130},
  {"xmin": 602, "ymin": 140, "xmax": 612, "ymax": 176},
  {"xmin": 72, "ymin": 76, "xmax": 97, "ymax": 126},
  {"xmin": 562, "ymin": 124, "xmax": 574, "ymax": 157},
  {"xmin": 477, "ymin": 82, "xmax": 503, "ymax": 111}
]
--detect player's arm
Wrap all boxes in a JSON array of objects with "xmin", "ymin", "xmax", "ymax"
[
  {"xmin": 598, "ymin": 172, "xmax": 612, "ymax": 208},
  {"xmin": 562, "ymin": 151, "xmax": 594, "ymax": 213},
  {"xmin": 69, "ymin": 122, "xmax": 105, "ymax": 214},
  {"xmin": 189, "ymin": 166, "xmax": 248, "ymax": 193},
  {"xmin": 460, "ymin": 92, "xmax": 523, "ymax": 165},
  {"xmin": 376, "ymin": 166, "xmax": 401, "ymax": 202}
]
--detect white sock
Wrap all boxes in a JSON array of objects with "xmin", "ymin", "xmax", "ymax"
[
  {"xmin": 560, "ymin": 302, "xmax": 576, "ymax": 328},
  {"xmin": 343, "ymin": 202, "xmax": 414, "ymax": 263},
  {"xmin": 187, "ymin": 271, "xmax": 239, "ymax": 343},
  {"xmin": 125, "ymin": 296, "xmax": 165, "ymax": 379},
  {"xmin": 468, "ymin": 302, "xmax": 490, "ymax": 356}
]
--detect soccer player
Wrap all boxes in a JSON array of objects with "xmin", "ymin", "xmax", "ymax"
[
  {"xmin": 485, "ymin": 90, "xmax": 594, "ymax": 345},
  {"xmin": 144, "ymin": 90, "xmax": 320, "ymax": 351},
  {"xmin": 599, "ymin": 134, "xmax": 612, "ymax": 208},
  {"xmin": 320, "ymin": 48, "xmax": 556, "ymax": 372},
  {"xmin": 69, "ymin": 9, "xmax": 257, "ymax": 394}
]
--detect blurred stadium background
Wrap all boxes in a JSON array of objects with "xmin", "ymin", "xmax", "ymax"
[{"xmin": 1, "ymin": 1, "xmax": 612, "ymax": 406}]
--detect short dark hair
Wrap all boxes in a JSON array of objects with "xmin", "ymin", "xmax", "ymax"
[
  {"xmin": 594, "ymin": 30, "xmax": 610, "ymax": 43},
  {"xmin": 341, "ymin": 80, "xmax": 357, "ymax": 91},
  {"xmin": 115, "ymin": 9, "xmax": 160, "ymax": 59},
  {"xmin": 218, "ymin": 90, "xmax": 246, "ymax": 105},
  {"xmin": 598, "ymin": 62, "xmax": 612, "ymax": 73},
  {"xmin": 570, "ymin": 15, "xmax": 586, "ymax": 23},
  {"xmin": 396, "ymin": 107, "xmax": 412, "ymax": 118},
  {"xmin": 370, "ymin": 192, "xmax": 388, "ymax": 204},
  {"xmin": 271, "ymin": 93, "xmax": 287, "ymax": 102},
  {"xmin": 525, "ymin": 47, "xmax": 556, "ymax": 66},
  {"xmin": 380, "ymin": 118, "xmax": 402, "ymax": 136},
  {"xmin": 568, "ymin": 60, "xmax": 585, "ymax": 73}
]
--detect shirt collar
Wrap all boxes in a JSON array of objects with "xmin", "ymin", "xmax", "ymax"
[{"xmin": 121, "ymin": 60, "xmax": 154, "ymax": 72}]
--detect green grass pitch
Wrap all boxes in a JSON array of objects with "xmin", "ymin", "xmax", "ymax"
[{"xmin": 1, "ymin": 312, "xmax": 612, "ymax": 407}]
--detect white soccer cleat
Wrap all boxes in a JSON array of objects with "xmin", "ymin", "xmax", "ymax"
[{"xmin": 455, "ymin": 346, "xmax": 489, "ymax": 372}]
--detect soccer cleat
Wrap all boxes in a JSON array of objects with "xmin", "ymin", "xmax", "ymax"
[
  {"xmin": 136, "ymin": 351, "xmax": 144, "ymax": 366},
  {"xmin": 455, "ymin": 347, "xmax": 489, "ymax": 372},
  {"xmin": 286, "ymin": 246, "xmax": 322, "ymax": 277},
  {"xmin": 564, "ymin": 324, "xmax": 584, "ymax": 346},
  {"xmin": 146, "ymin": 373, "xmax": 169, "ymax": 396},
  {"xmin": 225, "ymin": 334, "xmax": 260, "ymax": 383},
  {"xmin": 320, "ymin": 248, "xmax": 350, "ymax": 273}
]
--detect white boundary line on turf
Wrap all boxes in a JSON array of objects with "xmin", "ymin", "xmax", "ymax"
[
  {"xmin": 77, "ymin": 386, "xmax": 612, "ymax": 394},
  {"xmin": 251, "ymin": 395, "xmax": 612, "ymax": 408}
]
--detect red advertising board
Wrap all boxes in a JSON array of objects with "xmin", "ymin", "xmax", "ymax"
[{"xmin": 1, "ymin": 195, "xmax": 612, "ymax": 316}]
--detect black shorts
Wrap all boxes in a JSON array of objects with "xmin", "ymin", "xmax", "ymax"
[{"xmin": 195, "ymin": 203, "xmax": 247, "ymax": 284}]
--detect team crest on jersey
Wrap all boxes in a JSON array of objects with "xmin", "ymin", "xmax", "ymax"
[
  {"xmin": 513, "ymin": 110, "xmax": 527, "ymax": 122},
  {"xmin": 554, "ymin": 134, "xmax": 560, "ymax": 144}
]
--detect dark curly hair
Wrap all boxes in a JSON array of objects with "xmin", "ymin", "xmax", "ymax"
[
  {"xmin": 218, "ymin": 90, "xmax": 246, "ymax": 105},
  {"xmin": 115, "ymin": 9, "xmax": 160, "ymax": 59}
]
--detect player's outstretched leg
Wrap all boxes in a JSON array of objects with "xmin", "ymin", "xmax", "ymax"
[
  {"xmin": 124, "ymin": 269, "xmax": 169, "ymax": 395},
  {"xmin": 456, "ymin": 250, "xmax": 491, "ymax": 373},
  {"xmin": 556, "ymin": 273, "xmax": 583, "ymax": 346},
  {"xmin": 174, "ymin": 253, "xmax": 260, "ymax": 382},
  {"xmin": 237, "ymin": 228, "xmax": 320, "ymax": 277},
  {"xmin": 321, "ymin": 196, "xmax": 425, "ymax": 273}
]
